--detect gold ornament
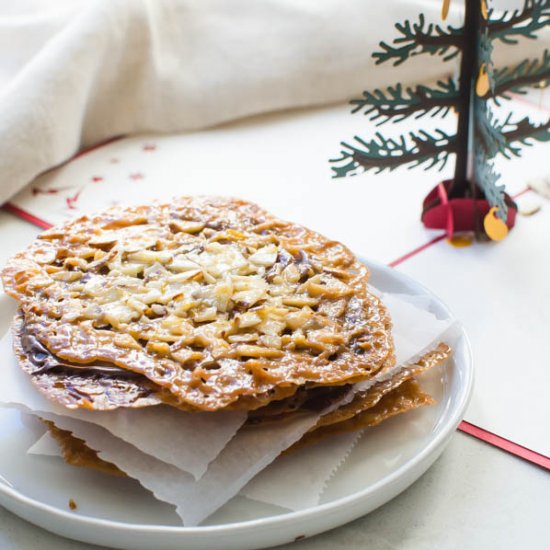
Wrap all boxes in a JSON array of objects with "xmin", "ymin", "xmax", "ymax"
[
  {"xmin": 484, "ymin": 207, "xmax": 509, "ymax": 241},
  {"xmin": 476, "ymin": 63, "xmax": 490, "ymax": 96},
  {"xmin": 481, "ymin": 0, "xmax": 488, "ymax": 20},
  {"xmin": 441, "ymin": 0, "xmax": 451, "ymax": 21}
]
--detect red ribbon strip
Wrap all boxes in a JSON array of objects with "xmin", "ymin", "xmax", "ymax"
[
  {"xmin": 388, "ymin": 234, "xmax": 446, "ymax": 268},
  {"xmin": 458, "ymin": 421, "xmax": 550, "ymax": 471},
  {"xmin": 3, "ymin": 203, "xmax": 53, "ymax": 229}
]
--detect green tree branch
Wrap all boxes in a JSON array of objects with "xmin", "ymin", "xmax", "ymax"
[
  {"xmin": 474, "ymin": 152, "xmax": 508, "ymax": 219},
  {"xmin": 489, "ymin": 0, "xmax": 550, "ymax": 45},
  {"xmin": 501, "ymin": 116, "xmax": 550, "ymax": 156},
  {"xmin": 330, "ymin": 130, "xmax": 456, "ymax": 177},
  {"xmin": 475, "ymin": 101, "xmax": 508, "ymax": 158},
  {"xmin": 475, "ymin": 100, "xmax": 550, "ymax": 159},
  {"xmin": 350, "ymin": 79, "xmax": 459, "ymax": 125},
  {"xmin": 492, "ymin": 50, "xmax": 550, "ymax": 100},
  {"xmin": 373, "ymin": 14, "xmax": 462, "ymax": 66}
]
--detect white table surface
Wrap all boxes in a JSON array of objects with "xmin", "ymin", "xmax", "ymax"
[
  {"xmin": 1, "ymin": 93, "xmax": 549, "ymax": 548},
  {"xmin": 0, "ymin": 209, "xmax": 549, "ymax": 550}
]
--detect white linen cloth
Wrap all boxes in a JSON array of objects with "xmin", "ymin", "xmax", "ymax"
[{"xmin": 0, "ymin": 0, "xmax": 544, "ymax": 206}]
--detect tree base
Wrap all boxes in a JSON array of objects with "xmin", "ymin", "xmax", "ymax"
[{"xmin": 421, "ymin": 180, "xmax": 517, "ymax": 239}]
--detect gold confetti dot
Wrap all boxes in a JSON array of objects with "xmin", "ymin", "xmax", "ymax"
[{"xmin": 447, "ymin": 234, "xmax": 474, "ymax": 248}]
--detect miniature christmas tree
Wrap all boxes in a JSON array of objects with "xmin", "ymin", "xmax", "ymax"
[{"xmin": 330, "ymin": 0, "xmax": 550, "ymax": 240}]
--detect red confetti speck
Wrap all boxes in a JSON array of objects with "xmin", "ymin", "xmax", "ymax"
[
  {"xmin": 129, "ymin": 172, "xmax": 144, "ymax": 180},
  {"xmin": 91, "ymin": 176, "xmax": 103, "ymax": 183},
  {"xmin": 66, "ymin": 190, "xmax": 82, "ymax": 210},
  {"xmin": 142, "ymin": 144, "xmax": 157, "ymax": 152}
]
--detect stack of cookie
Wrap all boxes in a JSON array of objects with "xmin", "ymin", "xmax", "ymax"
[{"xmin": 2, "ymin": 197, "xmax": 449, "ymax": 470}]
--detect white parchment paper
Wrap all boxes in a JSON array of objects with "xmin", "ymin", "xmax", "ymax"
[
  {"xmin": 27, "ymin": 430, "xmax": 60, "ymax": 457},
  {"xmin": 11, "ymin": 287, "xmax": 458, "ymax": 523},
  {"xmin": 0, "ymin": 333, "xmax": 246, "ymax": 479},
  {"xmin": 19, "ymin": 403, "xmax": 319, "ymax": 525},
  {"xmin": 28, "ymin": 426, "xmax": 364, "ymax": 512},
  {"xmin": 240, "ymin": 429, "xmax": 364, "ymax": 510}
]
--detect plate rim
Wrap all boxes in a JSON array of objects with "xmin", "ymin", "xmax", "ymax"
[{"xmin": 0, "ymin": 258, "xmax": 474, "ymax": 541}]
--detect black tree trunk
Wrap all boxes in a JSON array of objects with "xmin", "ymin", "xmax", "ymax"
[{"xmin": 451, "ymin": 0, "xmax": 480, "ymax": 199}]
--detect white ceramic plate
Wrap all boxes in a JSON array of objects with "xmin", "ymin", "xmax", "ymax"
[{"xmin": 0, "ymin": 260, "xmax": 473, "ymax": 550}]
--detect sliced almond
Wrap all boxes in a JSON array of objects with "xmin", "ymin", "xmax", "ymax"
[
  {"xmin": 147, "ymin": 341, "xmax": 171, "ymax": 355},
  {"xmin": 248, "ymin": 245, "xmax": 278, "ymax": 267},
  {"xmin": 193, "ymin": 307, "xmax": 218, "ymax": 323},
  {"xmin": 233, "ymin": 345, "xmax": 283, "ymax": 358},
  {"xmin": 170, "ymin": 220, "xmax": 205, "ymax": 234},
  {"xmin": 238, "ymin": 312, "xmax": 262, "ymax": 328},
  {"xmin": 282, "ymin": 295, "xmax": 319, "ymax": 307}
]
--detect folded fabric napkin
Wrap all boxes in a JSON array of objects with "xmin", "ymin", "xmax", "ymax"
[{"xmin": 0, "ymin": 0, "xmax": 545, "ymax": 205}]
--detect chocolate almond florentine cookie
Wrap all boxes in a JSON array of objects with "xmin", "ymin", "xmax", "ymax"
[{"xmin": 2, "ymin": 196, "xmax": 396, "ymax": 412}]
